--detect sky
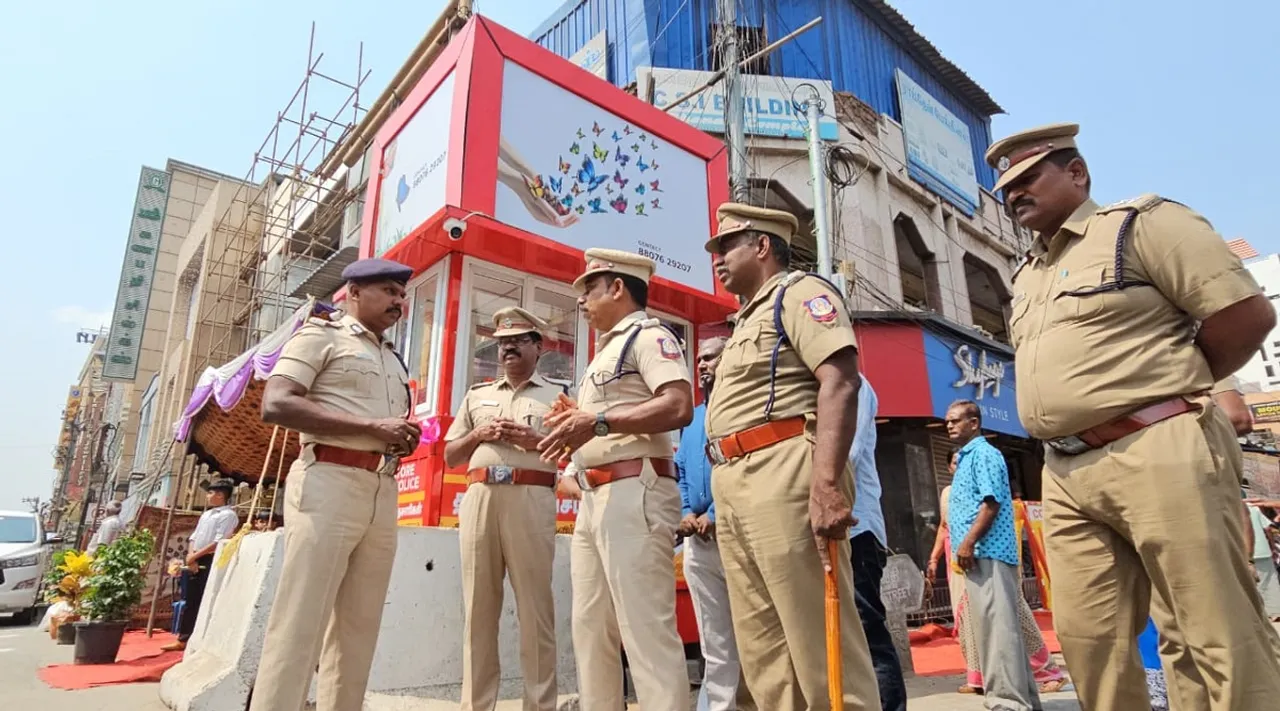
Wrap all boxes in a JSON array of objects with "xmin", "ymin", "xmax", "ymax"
[{"xmin": 1, "ymin": 0, "xmax": 1275, "ymax": 511}]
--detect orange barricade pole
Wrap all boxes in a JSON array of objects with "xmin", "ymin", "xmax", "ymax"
[{"xmin": 825, "ymin": 538, "xmax": 843, "ymax": 709}]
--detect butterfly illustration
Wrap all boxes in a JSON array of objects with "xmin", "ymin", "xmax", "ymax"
[
  {"xmin": 635, "ymin": 203, "xmax": 648, "ymax": 216},
  {"xmin": 548, "ymin": 197, "xmax": 572, "ymax": 217},
  {"xmin": 630, "ymin": 143, "xmax": 641, "ymax": 153},
  {"xmin": 575, "ymin": 205, "xmax": 586, "ymax": 214},
  {"xmin": 637, "ymin": 156, "xmax": 650, "ymax": 172},
  {"xmin": 569, "ymin": 142, "xmax": 581, "ymax": 155},
  {"xmin": 592, "ymin": 143, "xmax": 609, "ymax": 162},
  {"xmin": 587, "ymin": 197, "xmax": 608, "ymax": 214},
  {"xmin": 560, "ymin": 194, "xmax": 574, "ymax": 208},
  {"xmin": 611, "ymin": 131, "xmax": 622, "ymax": 143},
  {"xmin": 650, "ymin": 160, "xmax": 660, "ymax": 170},
  {"xmin": 576, "ymin": 128, "xmax": 585, "ymax": 139},
  {"xmin": 639, "ymin": 133, "xmax": 648, "ymax": 141},
  {"xmin": 558, "ymin": 157, "xmax": 571, "ymax": 174},
  {"xmin": 610, "ymin": 195, "xmax": 628, "ymax": 214},
  {"xmin": 649, "ymin": 180, "xmax": 663, "ymax": 192},
  {"xmin": 577, "ymin": 157, "xmax": 609, "ymax": 193},
  {"xmin": 635, "ymin": 183, "xmax": 647, "ymax": 195},
  {"xmin": 525, "ymin": 175, "xmax": 549, "ymax": 199},
  {"xmin": 606, "ymin": 184, "xmax": 614, "ymax": 194},
  {"xmin": 548, "ymin": 176, "xmax": 563, "ymax": 193},
  {"xmin": 612, "ymin": 170, "xmax": 629, "ymax": 189},
  {"xmin": 615, "ymin": 146, "xmax": 631, "ymax": 167},
  {"xmin": 571, "ymin": 183, "xmax": 583, "ymax": 196},
  {"xmin": 651, "ymin": 198, "xmax": 662, "ymax": 210},
  {"xmin": 623, "ymin": 125, "xmax": 633, "ymax": 135},
  {"xmin": 650, "ymin": 140, "xmax": 659, "ymax": 151},
  {"xmin": 591, "ymin": 121, "xmax": 604, "ymax": 136}
]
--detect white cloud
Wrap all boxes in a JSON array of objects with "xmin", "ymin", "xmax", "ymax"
[{"xmin": 52, "ymin": 305, "xmax": 112, "ymax": 329}]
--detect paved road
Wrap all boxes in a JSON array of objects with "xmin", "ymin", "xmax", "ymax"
[{"xmin": 1, "ymin": 613, "xmax": 1080, "ymax": 710}]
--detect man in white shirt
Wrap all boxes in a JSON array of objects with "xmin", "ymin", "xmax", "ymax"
[
  {"xmin": 86, "ymin": 501, "xmax": 123, "ymax": 554},
  {"xmin": 163, "ymin": 478, "xmax": 240, "ymax": 651},
  {"xmin": 847, "ymin": 374, "xmax": 906, "ymax": 711}
]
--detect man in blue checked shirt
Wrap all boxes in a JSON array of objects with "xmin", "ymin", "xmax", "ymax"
[
  {"xmin": 847, "ymin": 374, "xmax": 907, "ymax": 711},
  {"xmin": 945, "ymin": 399, "xmax": 1041, "ymax": 711},
  {"xmin": 676, "ymin": 336, "xmax": 754, "ymax": 711}
]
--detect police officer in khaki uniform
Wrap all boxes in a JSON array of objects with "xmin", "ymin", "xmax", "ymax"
[
  {"xmin": 537, "ymin": 248, "xmax": 694, "ymax": 711},
  {"xmin": 989, "ymin": 123, "xmax": 1280, "ymax": 711},
  {"xmin": 703, "ymin": 204, "xmax": 880, "ymax": 711},
  {"xmin": 251, "ymin": 258, "xmax": 420, "ymax": 711},
  {"xmin": 444, "ymin": 306, "xmax": 560, "ymax": 711}
]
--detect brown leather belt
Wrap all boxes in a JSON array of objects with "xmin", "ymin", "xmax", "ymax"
[
  {"xmin": 312, "ymin": 444, "xmax": 387, "ymax": 472},
  {"xmin": 706, "ymin": 416, "xmax": 806, "ymax": 465},
  {"xmin": 1046, "ymin": 397, "xmax": 1199, "ymax": 456},
  {"xmin": 581, "ymin": 458, "xmax": 674, "ymax": 489},
  {"xmin": 467, "ymin": 467, "xmax": 556, "ymax": 487}
]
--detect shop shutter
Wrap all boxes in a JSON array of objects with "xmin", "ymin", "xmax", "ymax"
[{"xmin": 930, "ymin": 431, "xmax": 954, "ymax": 491}]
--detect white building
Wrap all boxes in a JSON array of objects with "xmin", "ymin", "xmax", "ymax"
[{"xmin": 1234, "ymin": 251, "xmax": 1280, "ymax": 391}]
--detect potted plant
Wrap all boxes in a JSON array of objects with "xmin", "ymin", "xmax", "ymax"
[
  {"xmin": 43, "ymin": 549, "xmax": 93, "ymax": 645},
  {"xmin": 74, "ymin": 529, "xmax": 155, "ymax": 664}
]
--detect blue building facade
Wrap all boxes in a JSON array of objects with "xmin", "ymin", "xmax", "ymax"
[{"xmin": 529, "ymin": 0, "xmax": 1004, "ymax": 192}]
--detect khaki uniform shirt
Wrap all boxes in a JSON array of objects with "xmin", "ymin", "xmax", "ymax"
[
  {"xmin": 706, "ymin": 271, "xmax": 858, "ymax": 438},
  {"xmin": 273, "ymin": 313, "xmax": 411, "ymax": 453},
  {"xmin": 1211, "ymin": 377, "xmax": 1239, "ymax": 395},
  {"xmin": 575, "ymin": 311, "xmax": 690, "ymax": 468},
  {"xmin": 1010, "ymin": 196, "xmax": 1261, "ymax": 440},
  {"xmin": 444, "ymin": 373, "xmax": 561, "ymax": 472}
]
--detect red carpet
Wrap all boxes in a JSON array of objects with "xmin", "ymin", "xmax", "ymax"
[
  {"xmin": 38, "ymin": 630, "xmax": 184, "ymax": 690},
  {"xmin": 910, "ymin": 610, "xmax": 1060, "ymax": 677}
]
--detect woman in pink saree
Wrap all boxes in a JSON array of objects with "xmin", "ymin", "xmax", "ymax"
[{"xmin": 927, "ymin": 457, "xmax": 1068, "ymax": 695}]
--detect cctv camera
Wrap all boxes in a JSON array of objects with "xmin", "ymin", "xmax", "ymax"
[{"xmin": 444, "ymin": 218, "xmax": 467, "ymax": 240}]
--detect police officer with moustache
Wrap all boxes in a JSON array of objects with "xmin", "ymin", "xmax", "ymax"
[
  {"xmin": 251, "ymin": 258, "xmax": 420, "ymax": 711},
  {"xmin": 444, "ymin": 307, "xmax": 560, "ymax": 711},
  {"xmin": 703, "ymin": 203, "xmax": 880, "ymax": 711},
  {"xmin": 989, "ymin": 123, "xmax": 1280, "ymax": 711},
  {"xmin": 538, "ymin": 248, "xmax": 694, "ymax": 711}
]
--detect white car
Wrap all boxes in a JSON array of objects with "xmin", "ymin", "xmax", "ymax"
[{"xmin": 0, "ymin": 510, "xmax": 55, "ymax": 625}]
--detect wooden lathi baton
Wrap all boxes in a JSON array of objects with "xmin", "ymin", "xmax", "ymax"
[{"xmin": 825, "ymin": 538, "xmax": 843, "ymax": 709}]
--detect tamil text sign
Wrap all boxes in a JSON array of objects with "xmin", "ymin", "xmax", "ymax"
[
  {"xmin": 637, "ymin": 67, "xmax": 838, "ymax": 141},
  {"xmin": 895, "ymin": 69, "xmax": 979, "ymax": 216},
  {"xmin": 103, "ymin": 167, "xmax": 170, "ymax": 381}
]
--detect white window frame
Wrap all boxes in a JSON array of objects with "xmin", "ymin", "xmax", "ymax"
[
  {"xmin": 401, "ymin": 256, "xmax": 450, "ymax": 417},
  {"xmin": 452, "ymin": 257, "xmax": 588, "ymax": 411}
]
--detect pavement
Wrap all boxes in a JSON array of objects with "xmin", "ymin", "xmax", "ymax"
[{"xmin": 0, "ymin": 613, "xmax": 1083, "ymax": 711}]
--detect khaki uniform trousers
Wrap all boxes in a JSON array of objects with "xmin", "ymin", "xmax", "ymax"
[
  {"xmin": 250, "ymin": 458, "xmax": 399, "ymax": 711},
  {"xmin": 571, "ymin": 460, "xmax": 689, "ymax": 711},
  {"xmin": 1043, "ymin": 403, "xmax": 1280, "ymax": 711},
  {"xmin": 711, "ymin": 434, "xmax": 880, "ymax": 711},
  {"xmin": 459, "ymin": 482, "xmax": 558, "ymax": 711}
]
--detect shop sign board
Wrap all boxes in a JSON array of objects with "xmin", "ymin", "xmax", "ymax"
[
  {"xmin": 395, "ymin": 460, "xmax": 425, "ymax": 526},
  {"xmin": 636, "ymin": 67, "xmax": 839, "ymax": 141},
  {"xmin": 1250, "ymin": 400, "xmax": 1280, "ymax": 424},
  {"xmin": 103, "ymin": 166, "xmax": 170, "ymax": 381},
  {"xmin": 495, "ymin": 61, "xmax": 716, "ymax": 293},
  {"xmin": 895, "ymin": 69, "xmax": 979, "ymax": 216},
  {"xmin": 375, "ymin": 72, "xmax": 455, "ymax": 258},
  {"xmin": 569, "ymin": 30, "xmax": 608, "ymax": 80},
  {"xmin": 923, "ymin": 330, "xmax": 1026, "ymax": 438}
]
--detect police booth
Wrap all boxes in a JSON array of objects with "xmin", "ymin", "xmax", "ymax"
[{"xmin": 360, "ymin": 15, "xmax": 739, "ymax": 645}]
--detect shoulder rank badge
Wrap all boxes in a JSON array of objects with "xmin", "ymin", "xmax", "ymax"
[{"xmin": 804, "ymin": 295, "xmax": 837, "ymax": 323}]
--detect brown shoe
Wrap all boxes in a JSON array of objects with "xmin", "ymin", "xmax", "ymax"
[
  {"xmin": 161, "ymin": 640, "xmax": 186, "ymax": 652},
  {"xmin": 958, "ymin": 685, "xmax": 982, "ymax": 694}
]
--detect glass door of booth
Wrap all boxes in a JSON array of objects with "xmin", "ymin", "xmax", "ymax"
[
  {"xmin": 395, "ymin": 257, "xmax": 450, "ymax": 416},
  {"xmin": 452, "ymin": 258, "xmax": 587, "ymax": 410}
]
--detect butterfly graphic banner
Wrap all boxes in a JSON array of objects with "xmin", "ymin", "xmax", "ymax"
[{"xmin": 494, "ymin": 61, "xmax": 715, "ymax": 294}]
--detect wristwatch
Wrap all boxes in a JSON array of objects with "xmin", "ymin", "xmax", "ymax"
[{"xmin": 593, "ymin": 412, "xmax": 610, "ymax": 437}]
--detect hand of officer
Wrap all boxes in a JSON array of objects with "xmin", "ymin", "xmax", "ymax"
[
  {"xmin": 810, "ymin": 480, "xmax": 856, "ymax": 571},
  {"xmin": 537, "ymin": 409, "xmax": 596, "ymax": 464},
  {"xmin": 695, "ymin": 514, "xmax": 715, "ymax": 539},
  {"xmin": 474, "ymin": 420, "xmax": 505, "ymax": 443},
  {"xmin": 679, "ymin": 514, "xmax": 699, "ymax": 536},
  {"xmin": 956, "ymin": 539, "xmax": 977, "ymax": 572},
  {"xmin": 369, "ymin": 417, "xmax": 422, "ymax": 448},
  {"xmin": 557, "ymin": 475, "xmax": 583, "ymax": 501},
  {"xmin": 498, "ymin": 421, "xmax": 543, "ymax": 451}
]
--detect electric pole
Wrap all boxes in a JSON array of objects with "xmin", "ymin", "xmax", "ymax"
[
  {"xmin": 797, "ymin": 84, "xmax": 834, "ymax": 279},
  {"xmin": 718, "ymin": 0, "xmax": 749, "ymax": 202}
]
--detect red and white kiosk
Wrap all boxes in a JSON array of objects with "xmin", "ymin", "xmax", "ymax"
[{"xmin": 360, "ymin": 16, "xmax": 736, "ymax": 644}]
